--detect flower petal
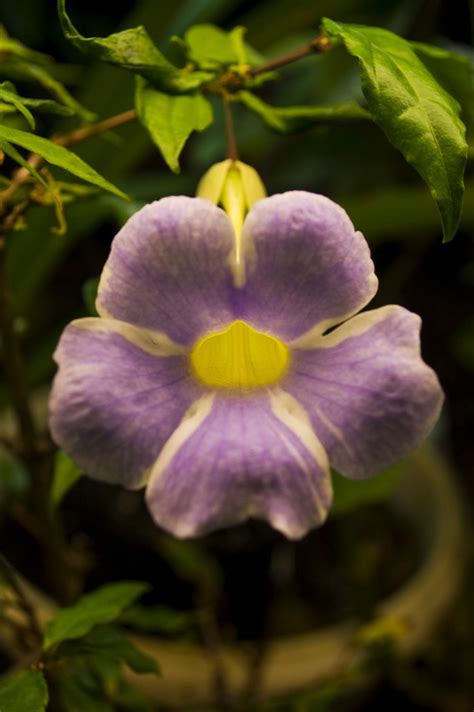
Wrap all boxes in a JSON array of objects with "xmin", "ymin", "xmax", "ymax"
[
  {"xmin": 49, "ymin": 318, "xmax": 200, "ymax": 488},
  {"xmin": 284, "ymin": 306, "xmax": 444, "ymax": 479},
  {"xmin": 96, "ymin": 197, "xmax": 238, "ymax": 345},
  {"xmin": 238, "ymin": 191, "xmax": 378, "ymax": 340},
  {"xmin": 145, "ymin": 388, "xmax": 332, "ymax": 539}
]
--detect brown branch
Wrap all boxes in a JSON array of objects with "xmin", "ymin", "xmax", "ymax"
[
  {"xmin": 53, "ymin": 108, "xmax": 137, "ymax": 148},
  {"xmin": 0, "ymin": 243, "xmax": 37, "ymax": 455},
  {"xmin": 0, "ymin": 108, "xmax": 137, "ymax": 227},
  {"xmin": 248, "ymin": 34, "xmax": 332, "ymax": 77}
]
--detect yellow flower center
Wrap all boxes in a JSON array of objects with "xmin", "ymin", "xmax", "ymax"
[{"xmin": 190, "ymin": 320, "xmax": 289, "ymax": 390}]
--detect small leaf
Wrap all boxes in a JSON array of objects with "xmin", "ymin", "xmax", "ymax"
[
  {"xmin": 44, "ymin": 581, "xmax": 150, "ymax": 650},
  {"xmin": 50, "ymin": 450, "xmax": 82, "ymax": 511},
  {"xmin": 0, "ymin": 79, "xmax": 75, "ymax": 117},
  {"xmin": 57, "ymin": 0, "xmax": 212, "ymax": 93},
  {"xmin": 57, "ymin": 626, "xmax": 159, "ymax": 675},
  {"xmin": 412, "ymin": 42, "xmax": 474, "ymax": 133},
  {"xmin": 0, "ymin": 670, "xmax": 48, "ymax": 712},
  {"xmin": 0, "ymin": 124, "xmax": 127, "ymax": 199},
  {"xmin": 121, "ymin": 604, "xmax": 194, "ymax": 634},
  {"xmin": 330, "ymin": 464, "xmax": 403, "ymax": 517},
  {"xmin": 0, "ymin": 139, "xmax": 49, "ymax": 190},
  {"xmin": 0, "ymin": 26, "xmax": 94, "ymax": 121},
  {"xmin": 0, "ymin": 82, "xmax": 35, "ymax": 128},
  {"xmin": 239, "ymin": 90, "xmax": 370, "ymax": 132},
  {"xmin": 135, "ymin": 77, "xmax": 213, "ymax": 173},
  {"xmin": 19, "ymin": 62, "xmax": 95, "ymax": 121},
  {"xmin": 184, "ymin": 23, "xmax": 262, "ymax": 69},
  {"xmin": 322, "ymin": 18, "xmax": 468, "ymax": 241}
]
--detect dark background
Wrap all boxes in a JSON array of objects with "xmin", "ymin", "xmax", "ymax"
[{"xmin": 0, "ymin": 0, "xmax": 473, "ymax": 709}]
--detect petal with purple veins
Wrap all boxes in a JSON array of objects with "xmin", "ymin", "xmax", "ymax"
[
  {"xmin": 237, "ymin": 191, "xmax": 378, "ymax": 340},
  {"xmin": 49, "ymin": 317, "xmax": 200, "ymax": 488},
  {"xmin": 96, "ymin": 197, "xmax": 239, "ymax": 345},
  {"xmin": 145, "ymin": 388, "xmax": 332, "ymax": 539},
  {"xmin": 284, "ymin": 305, "xmax": 444, "ymax": 479}
]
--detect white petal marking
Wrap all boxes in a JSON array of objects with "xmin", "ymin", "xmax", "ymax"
[
  {"xmin": 71, "ymin": 317, "xmax": 187, "ymax": 357},
  {"xmin": 289, "ymin": 304, "xmax": 399, "ymax": 351},
  {"xmin": 268, "ymin": 387, "xmax": 332, "ymax": 521},
  {"xmin": 146, "ymin": 392, "xmax": 215, "ymax": 492}
]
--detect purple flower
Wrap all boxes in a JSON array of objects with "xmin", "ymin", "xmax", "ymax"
[{"xmin": 49, "ymin": 192, "xmax": 443, "ymax": 539}]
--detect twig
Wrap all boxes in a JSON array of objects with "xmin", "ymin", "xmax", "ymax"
[
  {"xmin": 0, "ymin": 554, "xmax": 43, "ymax": 645},
  {"xmin": 0, "ymin": 108, "xmax": 137, "ymax": 231},
  {"xmin": 0, "ymin": 244, "xmax": 37, "ymax": 455},
  {"xmin": 248, "ymin": 34, "xmax": 332, "ymax": 77},
  {"xmin": 53, "ymin": 108, "xmax": 137, "ymax": 148},
  {"xmin": 196, "ymin": 604, "xmax": 235, "ymax": 710}
]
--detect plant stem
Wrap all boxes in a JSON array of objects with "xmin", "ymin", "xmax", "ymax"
[
  {"xmin": 248, "ymin": 33, "xmax": 332, "ymax": 77},
  {"xmin": 0, "ymin": 108, "xmax": 137, "ymax": 228},
  {"xmin": 0, "ymin": 110, "xmax": 136, "ymax": 601},
  {"xmin": 53, "ymin": 108, "xmax": 137, "ymax": 148},
  {"xmin": 0, "ymin": 241, "xmax": 37, "ymax": 455},
  {"xmin": 223, "ymin": 98, "xmax": 239, "ymax": 161},
  {"xmin": 0, "ymin": 554, "xmax": 43, "ymax": 646}
]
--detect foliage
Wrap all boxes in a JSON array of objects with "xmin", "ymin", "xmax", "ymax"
[
  {"xmin": 0, "ymin": 1, "xmax": 473, "ymax": 709},
  {"xmin": 0, "ymin": 670, "xmax": 48, "ymax": 712},
  {"xmin": 43, "ymin": 582, "xmax": 150, "ymax": 650}
]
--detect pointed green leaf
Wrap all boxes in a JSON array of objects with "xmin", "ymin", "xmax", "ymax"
[
  {"xmin": 50, "ymin": 450, "xmax": 82, "ymax": 512},
  {"xmin": 322, "ymin": 18, "xmax": 467, "ymax": 241},
  {"xmin": 0, "ymin": 125, "xmax": 127, "ymax": 199},
  {"xmin": 44, "ymin": 582, "xmax": 150, "ymax": 650},
  {"xmin": 412, "ymin": 42, "xmax": 474, "ymax": 132},
  {"xmin": 0, "ymin": 82, "xmax": 35, "ymax": 128},
  {"xmin": 0, "ymin": 670, "xmax": 48, "ymax": 712},
  {"xmin": 57, "ymin": 626, "xmax": 159, "ymax": 675},
  {"xmin": 0, "ymin": 138, "xmax": 49, "ymax": 190},
  {"xmin": 0, "ymin": 80, "xmax": 75, "ymax": 117},
  {"xmin": 135, "ymin": 77, "xmax": 213, "ymax": 173},
  {"xmin": 183, "ymin": 23, "xmax": 263, "ymax": 70},
  {"xmin": 239, "ymin": 90, "xmax": 370, "ymax": 132},
  {"xmin": 57, "ymin": 0, "xmax": 212, "ymax": 92}
]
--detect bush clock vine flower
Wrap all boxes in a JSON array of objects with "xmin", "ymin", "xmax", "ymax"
[{"xmin": 49, "ymin": 161, "xmax": 443, "ymax": 539}]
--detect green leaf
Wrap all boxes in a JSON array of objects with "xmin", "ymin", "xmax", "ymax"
[
  {"xmin": 412, "ymin": 42, "xmax": 474, "ymax": 133},
  {"xmin": 121, "ymin": 604, "xmax": 194, "ymax": 634},
  {"xmin": 322, "ymin": 18, "xmax": 468, "ymax": 241},
  {"xmin": 330, "ymin": 463, "xmax": 403, "ymax": 517},
  {"xmin": 50, "ymin": 450, "xmax": 82, "ymax": 512},
  {"xmin": 0, "ymin": 26, "xmax": 94, "ymax": 121},
  {"xmin": 135, "ymin": 77, "xmax": 213, "ymax": 172},
  {"xmin": 239, "ymin": 90, "xmax": 370, "ymax": 132},
  {"xmin": 0, "ymin": 139, "xmax": 49, "ymax": 190},
  {"xmin": 57, "ymin": 626, "xmax": 159, "ymax": 675},
  {"xmin": 44, "ymin": 581, "xmax": 150, "ymax": 650},
  {"xmin": 57, "ymin": 0, "xmax": 212, "ymax": 93},
  {"xmin": 183, "ymin": 23, "xmax": 263, "ymax": 69},
  {"xmin": 0, "ymin": 670, "xmax": 48, "ymax": 712},
  {"xmin": 17, "ymin": 62, "xmax": 95, "ymax": 121},
  {"xmin": 0, "ymin": 125, "xmax": 127, "ymax": 199},
  {"xmin": 0, "ymin": 82, "xmax": 35, "ymax": 128},
  {"xmin": 0, "ymin": 80, "xmax": 74, "ymax": 117}
]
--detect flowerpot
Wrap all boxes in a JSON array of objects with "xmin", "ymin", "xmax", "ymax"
[{"xmin": 9, "ymin": 444, "xmax": 465, "ymax": 709}]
